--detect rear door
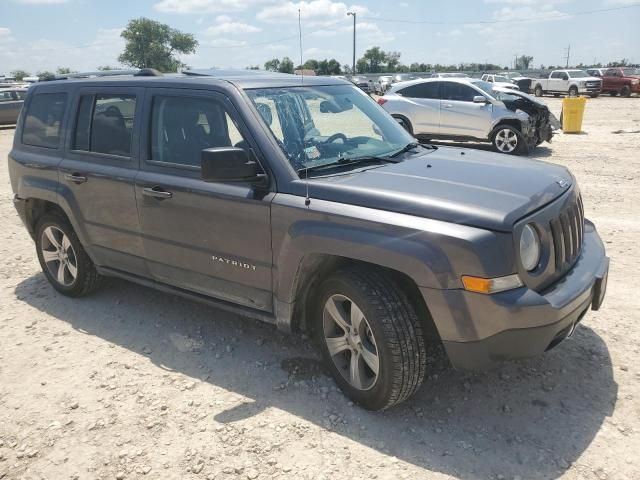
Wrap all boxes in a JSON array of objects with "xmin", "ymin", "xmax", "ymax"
[
  {"xmin": 135, "ymin": 88, "xmax": 274, "ymax": 311},
  {"xmin": 58, "ymin": 86, "xmax": 147, "ymax": 275},
  {"xmin": 439, "ymin": 82, "xmax": 492, "ymax": 138},
  {"xmin": 395, "ymin": 81, "xmax": 441, "ymax": 134}
]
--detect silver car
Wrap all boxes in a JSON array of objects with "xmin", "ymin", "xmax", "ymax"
[
  {"xmin": 0, "ymin": 88, "xmax": 27, "ymax": 125},
  {"xmin": 378, "ymin": 78, "xmax": 557, "ymax": 154}
]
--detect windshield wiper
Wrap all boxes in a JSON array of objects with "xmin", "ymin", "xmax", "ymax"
[
  {"xmin": 389, "ymin": 142, "xmax": 435, "ymax": 158},
  {"xmin": 297, "ymin": 155, "xmax": 398, "ymax": 175}
]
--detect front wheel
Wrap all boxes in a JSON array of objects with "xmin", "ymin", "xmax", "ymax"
[
  {"xmin": 35, "ymin": 213, "xmax": 102, "ymax": 297},
  {"xmin": 621, "ymin": 85, "xmax": 631, "ymax": 98},
  {"xmin": 492, "ymin": 125, "xmax": 524, "ymax": 155},
  {"xmin": 315, "ymin": 268, "xmax": 427, "ymax": 410}
]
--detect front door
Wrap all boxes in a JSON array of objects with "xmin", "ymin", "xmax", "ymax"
[
  {"xmin": 135, "ymin": 88, "xmax": 274, "ymax": 311},
  {"xmin": 439, "ymin": 81, "xmax": 492, "ymax": 138},
  {"xmin": 58, "ymin": 86, "xmax": 147, "ymax": 275}
]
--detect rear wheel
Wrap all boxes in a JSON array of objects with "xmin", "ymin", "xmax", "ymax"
[
  {"xmin": 315, "ymin": 268, "xmax": 427, "ymax": 410},
  {"xmin": 534, "ymin": 85, "xmax": 543, "ymax": 97},
  {"xmin": 621, "ymin": 85, "xmax": 631, "ymax": 98},
  {"xmin": 35, "ymin": 213, "xmax": 101, "ymax": 297},
  {"xmin": 568, "ymin": 86, "xmax": 578, "ymax": 97},
  {"xmin": 392, "ymin": 115, "xmax": 413, "ymax": 136},
  {"xmin": 492, "ymin": 125, "xmax": 523, "ymax": 155}
]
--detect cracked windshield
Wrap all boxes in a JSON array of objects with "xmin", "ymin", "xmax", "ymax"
[{"xmin": 247, "ymin": 85, "xmax": 413, "ymax": 175}]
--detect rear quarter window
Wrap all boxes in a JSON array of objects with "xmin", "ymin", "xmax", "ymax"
[{"xmin": 22, "ymin": 92, "xmax": 68, "ymax": 149}]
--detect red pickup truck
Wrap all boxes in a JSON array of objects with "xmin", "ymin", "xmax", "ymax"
[{"xmin": 587, "ymin": 67, "xmax": 640, "ymax": 97}]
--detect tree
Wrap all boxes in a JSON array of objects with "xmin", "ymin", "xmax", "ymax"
[
  {"xmin": 56, "ymin": 67, "xmax": 74, "ymax": 75},
  {"xmin": 36, "ymin": 71, "xmax": 56, "ymax": 81},
  {"xmin": 326, "ymin": 59, "xmax": 341, "ymax": 75},
  {"xmin": 97, "ymin": 65, "xmax": 118, "ymax": 71},
  {"xmin": 118, "ymin": 17, "xmax": 198, "ymax": 72},
  {"xmin": 10, "ymin": 70, "xmax": 30, "ymax": 81},
  {"xmin": 245, "ymin": 65, "xmax": 260, "ymax": 70},
  {"xmin": 264, "ymin": 58, "xmax": 280, "ymax": 72},
  {"xmin": 515, "ymin": 55, "xmax": 533, "ymax": 70},
  {"xmin": 386, "ymin": 51, "xmax": 401, "ymax": 72},
  {"xmin": 278, "ymin": 57, "xmax": 294, "ymax": 74},
  {"xmin": 359, "ymin": 47, "xmax": 387, "ymax": 73},
  {"xmin": 606, "ymin": 59, "xmax": 628, "ymax": 67}
]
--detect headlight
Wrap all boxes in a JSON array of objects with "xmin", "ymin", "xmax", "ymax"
[
  {"xmin": 520, "ymin": 224, "xmax": 541, "ymax": 271},
  {"xmin": 632, "ymin": 79, "xmax": 639, "ymax": 85}
]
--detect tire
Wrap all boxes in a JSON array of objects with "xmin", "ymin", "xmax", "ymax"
[
  {"xmin": 392, "ymin": 115, "xmax": 413, "ymax": 136},
  {"xmin": 621, "ymin": 85, "xmax": 631, "ymax": 98},
  {"xmin": 35, "ymin": 213, "xmax": 101, "ymax": 297},
  {"xmin": 553, "ymin": 93, "xmax": 560, "ymax": 97},
  {"xmin": 568, "ymin": 86, "xmax": 578, "ymax": 97},
  {"xmin": 609, "ymin": 91, "xmax": 618, "ymax": 97},
  {"xmin": 491, "ymin": 124, "xmax": 524, "ymax": 155},
  {"xmin": 314, "ymin": 267, "xmax": 427, "ymax": 410},
  {"xmin": 534, "ymin": 85, "xmax": 543, "ymax": 97}
]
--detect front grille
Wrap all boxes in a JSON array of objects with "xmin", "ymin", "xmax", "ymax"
[{"xmin": 549, "ymin": 194, "xmax": 584, "ymax": 271}]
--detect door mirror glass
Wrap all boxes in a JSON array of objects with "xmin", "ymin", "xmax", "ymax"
[
  {"xmin": 201, "ymin": 147, "xmax": 261, "ymax": 183},
  {"xmin": 473, "ymin": 95, "xmax": 487, "ymax": 103}
]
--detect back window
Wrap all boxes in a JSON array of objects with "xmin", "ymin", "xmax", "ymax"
[
  {"xmin": 73, "ymin": 94, "xmax": 137, "ymax": 157},
  {"xmin": 22, "ymin": 92, "xmax": 67, "ymax": 149},
  {"xmin": 398, "ymin": 82, "xmax": 439, "ymax": 99}
]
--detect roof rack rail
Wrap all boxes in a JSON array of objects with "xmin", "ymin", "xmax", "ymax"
[{"xmin": 47, "ymin": 68, "xmax": 163, "ymax": 81}]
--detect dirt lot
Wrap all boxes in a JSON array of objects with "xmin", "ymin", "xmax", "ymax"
[{"xmin": 1, "ymin": 96, "xmax": 639, "ymax": 480}]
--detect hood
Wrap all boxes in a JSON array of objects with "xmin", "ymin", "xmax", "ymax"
[
  {"xmin": 493, "ymin": 87, "xmax": 548, "ymax": 107},
  {"xmin": 493, "ymin": 82, "xmax": 519, "ymax": 89},
  {"xmin": 306, "ymin": 147, "xmax": 573, "ymax": 232},
  {"xmin": 582, "ymin": 76, "xmax": 602, "ymax": 82}
]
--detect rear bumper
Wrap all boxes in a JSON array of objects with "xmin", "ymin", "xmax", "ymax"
[{"xmin": 422, "ymin": 221, "xmax": 608, "ymax": 370}]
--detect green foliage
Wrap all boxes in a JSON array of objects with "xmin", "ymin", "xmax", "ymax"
[
  {"xmin": 245, "ymin": 65, "xmax": 260, "ymax": 70},
  {"xmin": 264, "ymin": 58, "xmax": 280, "ymax": 72},
  {"xmin": 606, "ymin": 59, "xmax": 629, "ymax": 67},
  {"xmin": 10, "ymin": 69, "xmax": 30, "ymax": 81},
  {"xmin": 515, "ymin": 55, "xmax": 534, "ymax": 70},
  {"xmin": 96, "ymin": 65, "xmax": 118, "ymax": 71},
  {"xmin": 118, "ymin": 17, "xmax": 198, "ymax": 72},
  {"xmin": 36, "ymin": 71, "xmax": 56, "ymax": 81},
  {"xmin": 278, "ymin": 57, "xmax": 294, "ymax": 74},
  {"xmin": 56, "ymin": 67, "xmax": 74, "ymax": 75}
]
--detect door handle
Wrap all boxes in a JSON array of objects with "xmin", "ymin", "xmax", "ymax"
[
  {"xmin": 143, "ymin": 186, "xmax": 173, "ymax": 200},
  {"xmin": 442, "ymin": 103, "xmax": 453, "ymax": 108},
  {"xmin": 64, "ymin": 173, "xmax": 87, "ymax": 184}
]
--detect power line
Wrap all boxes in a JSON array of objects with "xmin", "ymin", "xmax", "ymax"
[{"xmin": 360, "ymin": 3, "xmax": 640, "ymax": 25}]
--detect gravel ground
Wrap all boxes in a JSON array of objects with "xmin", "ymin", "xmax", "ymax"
[{"xmin": 0, "ymin": 96, "xmax": 639, "ymax": 480}]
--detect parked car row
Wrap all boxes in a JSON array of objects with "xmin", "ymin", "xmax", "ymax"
[
  {"xmin": 531, "ymin": 70, "xmax": 602, "ymax": 98},
  {"xmin": 586, "ymin": 67, "xmax": 640, "ymax": 97}
]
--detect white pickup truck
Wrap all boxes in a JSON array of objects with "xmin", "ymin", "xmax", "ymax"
[{"xmin": 531, "ymin": 69, "xmax": 602, "ymax": 98}]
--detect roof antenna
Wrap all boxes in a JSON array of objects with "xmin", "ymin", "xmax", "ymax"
[
  {"xmin": 304, "ymin": 166, "xmax": 311, "ymax": 206},
  {"xmin": 298, "ymin": 8, "xmax": 304, "ymax": 85}
]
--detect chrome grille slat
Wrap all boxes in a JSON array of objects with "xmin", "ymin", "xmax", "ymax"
[{"xmin": 549, "ymin": 194, "xmax": 585, "ymax": 272}]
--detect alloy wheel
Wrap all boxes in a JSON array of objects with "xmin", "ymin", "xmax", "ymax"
[
  {"xmin": 41, "ymin": 226, "xmax": 78, "ymax": 287},
  {"xmin": 322, "ymin": 294, "xmax": 380, "ymax": 391},
  {"xmin": 494, "ymin": 128, "xmax": 519, "ymax": 153}
]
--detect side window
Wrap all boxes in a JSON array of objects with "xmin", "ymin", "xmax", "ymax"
[
  {"xmin": 441, "ymin": 82, "xmax": 477, "ymax": 102},
  {"xmin": 22, "ymin": 92, "xmax": 67, "ymax": 149},
  {"xmin": 550, "ymin": 72, "xmax": 560, "ymax": 79},
  {"xmin": 398, "ymin": 82, "xmax": 439, "ymax": 99},
  {"xmin": 73, "ymin": 94, "xmax": 136, "ymax": 157},
  {"xmin": 605, "ymin": 69, "xmax": 617, "ymax": 77},
  {"xmin": 0, "ymin": 92, "xmax": 13, "ymax": 102},
  {"xmin": 150, "ymin": 95, "xmax": 248, "ymax": 167}
]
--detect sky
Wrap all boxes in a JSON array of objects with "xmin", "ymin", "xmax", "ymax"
[{"xmin": 1, "ymin": 0, "xmax": 639, "ymax": 75}]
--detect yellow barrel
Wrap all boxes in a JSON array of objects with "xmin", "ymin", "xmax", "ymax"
[{"xmin": 561, "ymin": 97, "xmax": 587, "ymax": 133}]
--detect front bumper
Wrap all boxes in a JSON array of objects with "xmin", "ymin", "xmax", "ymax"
[{"xmin": 422, "ymin": 221, "xmax": 608, "ymax": 370}]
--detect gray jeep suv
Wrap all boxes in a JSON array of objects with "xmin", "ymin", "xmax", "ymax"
[{"xmin": 8, "ymin": 69, "xmax": 609, "ymax": 410}]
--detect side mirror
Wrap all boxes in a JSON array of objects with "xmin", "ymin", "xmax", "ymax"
[
  {"xmin": 201, "ymin": 147, "xmax": 263, "ymax": 183},
  {"xmin": 473, "ymin": 95, "xmax": 488, "ymax": 103}
]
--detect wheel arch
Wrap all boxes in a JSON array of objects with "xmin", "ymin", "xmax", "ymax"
[{"xmin": 285, "ymin": 254, "xmax": 440, "ymax": 344}]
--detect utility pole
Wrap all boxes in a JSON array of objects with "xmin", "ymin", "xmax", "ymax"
[
  {"xmin": 564, "ymin": 44, "xmax": 571, "ymax": 68},
  {"xmin": 347, "ymin": 11, "xmax": 356, "ymax": 75}
]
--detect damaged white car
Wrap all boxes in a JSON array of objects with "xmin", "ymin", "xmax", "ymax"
[{"xmin": 378, "ymin": 78, "xmax": 560, "ymax": 155}]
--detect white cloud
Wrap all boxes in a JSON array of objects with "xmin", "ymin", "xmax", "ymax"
[
  {"xmin": 257, "ymin": 0, "xmax": 369, "ymax": 24},
  {"xmin": 205, "ymin": 19, "xmax": 261, "ymax": 36},
  {"xmin": 154, "ymin": 0, "xmax": 266, "ymax": 14},
  {"xmin": 0, "ymin": 27, "xmax": 14, "ymax": 41},
  {"xmin": 202, "ymin": 38, "xmax": 248, "ymax": 47}
]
